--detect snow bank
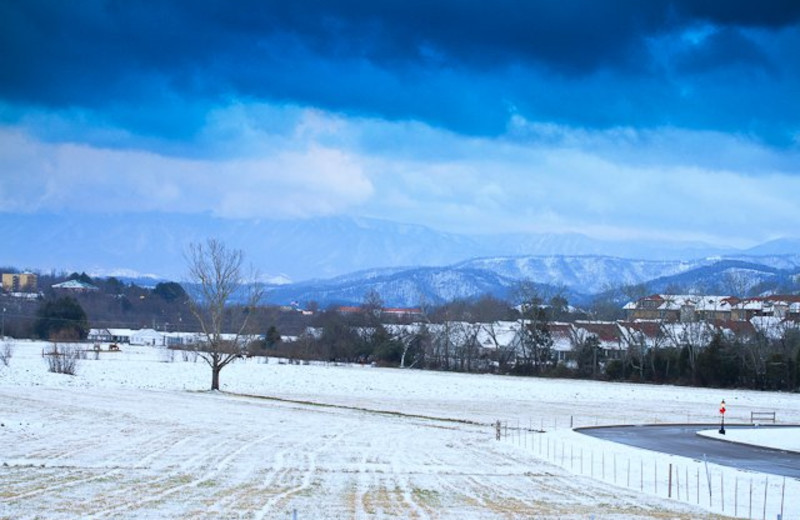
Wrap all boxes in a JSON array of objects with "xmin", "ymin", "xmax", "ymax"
[{"xmin": 697, "ymin": 427, "xmax": 800, "ymax": 453}]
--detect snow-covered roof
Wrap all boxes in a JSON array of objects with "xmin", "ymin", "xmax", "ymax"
[
  {"xmin": 107, "ymin": 328, "xmax": 134, "ymax": 337},
  {"xmin": 572, "ymin": 321, "xmax": 623, "ymax": 350},
  {"xmin": 476, "ymin": 321, "xmax": 519, "ymax": 349},
  {"xmin": 51, "ymin": 279, "xmax": 99, "ymax": 291},
  {"xmin": 749, "ymin": 316, "xmax": 798, "ymax": 339},
  {"xmin": 627, "ymin": 294, "xmax": 737, "ymax": 312}
]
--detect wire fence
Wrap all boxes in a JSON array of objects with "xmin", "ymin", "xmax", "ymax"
[{"xmin": 498, "ymin": 419, "xmax": 798, "ymax": 520}]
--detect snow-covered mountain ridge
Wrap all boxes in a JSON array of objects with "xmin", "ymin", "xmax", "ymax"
[
  {"xmin": 264, "ymin": 254, "xmax": 800, "ymax": 307},
  {"xmin": 2, "ymin": 212, "xmax": 798, "ymax": 306}
]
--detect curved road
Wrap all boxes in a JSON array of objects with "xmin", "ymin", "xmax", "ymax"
[{"xmin": 577, "ymin": 424, "xmax": 800, "ymax": 478}]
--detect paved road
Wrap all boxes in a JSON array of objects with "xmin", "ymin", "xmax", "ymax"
[{"xmin": 577, "ymin": 424, "xmax": 800, "ymax": 478}]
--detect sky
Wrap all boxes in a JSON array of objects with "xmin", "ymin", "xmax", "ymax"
[{"xmin": 1, "ymin": 0, "xmax": 799, "ymax": 248}]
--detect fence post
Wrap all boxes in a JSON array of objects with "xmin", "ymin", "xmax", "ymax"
[
  {"xmin": 495, "ymin": 420, "xmax": 501, "ymax": 441},
  {"xmin": 602, "ymin": 452, "xmax": 605, "ymax": 480},
  {"xmin": 570, "ymin": 444, "xmax": 574, "ymax": 471},
  {"xmin": 762, "ymin": 476, "xmax": 768, "ymax": 520},
  {"xmin": 626, "ymin": 458, "xmax": 630, "ymax": 488},
  {"xmin": 685, "ymin": 466, "xmax": 688, "ymax": 506},
  {"xmin": 613, "ymin": 454, "xmax": 617, "ymax": 485},
  {"xmin": 654, "ymin": 461, "xmax": 658, "ymax": 495},
  {"xmin": 696, "ymin": 467, "xmax": 700, "ymax": 505},
  {"xmin": 668, "ymin": 463, "xmax": 673, "ymax": 498},
  {"xmin": 640, "ymin": 459, "xmax": 644, "ymax": 492},
  {"xmin": 539, "ymin": 431, "xmax": 543, "ymax": 454},
  {"xmin": 780, "ymin": 476, "xmax": 785, "ymax": 520}
]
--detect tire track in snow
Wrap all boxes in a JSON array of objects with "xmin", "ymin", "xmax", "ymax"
[
  {"xmin": 205, "ymin": 434, "xmax": 301, "ymax": 514},
  {"xmin": 252, "ymin": 427, "xmax": 352, "ymax": 520},
  {"xmin": 0, "ymin": 466, "xmax": 126, "ymax": 505},
  {"xmin": 82, "ymin": 433, "xmax": 271, "ymax": 519},
  {"xmin": 35, "ymin": 432, "xmax": 220, "ymax": 513},
  {"xmin": 385, "ymin": 427, "xmax": 431, "ymax": 520}
]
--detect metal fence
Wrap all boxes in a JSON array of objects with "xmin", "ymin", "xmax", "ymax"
[{"xmin": 499, "ymin": 420, "xmax": 798, "ymax": 520}]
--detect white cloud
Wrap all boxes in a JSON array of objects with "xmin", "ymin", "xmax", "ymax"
[
  {"xmin": 2, "ymin": 104, "xmax": 799, "ymax": 249},
  {"xmin": 0, "ymin": 128, "xmax": 372, "ymax": 218}
]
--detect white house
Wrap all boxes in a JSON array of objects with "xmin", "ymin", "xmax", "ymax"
[
  {"xmin": 130, "ymin": 328, "xmax": 166, "ymax": 347},
  {"xmin": 87, "ymin": 328, "xmax": 113, "ymax": 342}
]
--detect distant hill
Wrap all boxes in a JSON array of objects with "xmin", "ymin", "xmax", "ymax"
[
  {"xmin": 263, "ymin": 255, "xmax": 800, "ymax": 308},
  {"xmin": 2, "ymin": 212, "xmax": 799, "ymax": 308},
  {"xmin": 0, "ymin": 212, "xmax": 751, "ymax": 282}
]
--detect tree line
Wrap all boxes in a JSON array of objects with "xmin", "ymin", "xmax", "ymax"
[{"xmin": 4, "ymin": 242, "xmax": 799, "ymax": 393}]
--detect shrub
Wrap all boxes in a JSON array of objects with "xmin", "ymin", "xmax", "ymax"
[
  {"xmin": 604, "ymin": 359, "xmax": 625, "ymax": 381},
  {"xmin": 42, "ymin": 343, "xmax": 83, "ymax": 375},
  {"xmin": 0, "ymin": 341, "xmax": 13, "ymax": 367}
]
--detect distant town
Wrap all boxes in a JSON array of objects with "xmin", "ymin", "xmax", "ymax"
[{"xmin": 2, "ymin": 267, "xmax": 798, "ymax": 392}]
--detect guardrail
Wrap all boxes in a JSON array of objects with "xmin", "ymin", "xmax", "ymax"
[{"xmin": 751, "ymin": 411, "xmax": 776, "ymax": 424}]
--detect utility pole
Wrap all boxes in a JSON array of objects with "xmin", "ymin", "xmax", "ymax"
[{"xmin": 2, "ymin": 307, "xmax": 5, "ymax": 338}]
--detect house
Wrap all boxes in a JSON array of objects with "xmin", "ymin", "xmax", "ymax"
[
  {"xmin": 382, "ymin": 307, "xmax": 424, "ymax": 319},
  {"xmin": 730, "ymin": 296, "xmax": 800, "ymax": 321},
  {"xmin": 572, "ymin": 321, "xmax": 626, "ymax": 359},
  {"xmin": 619, "ymin": 320, "xmax": 674, "ymax": 351},
  {"xmin": 2, "ymin": 272, "xmax": 37, "ymax": 292},
  {"xmin": 476, "ymin": 321, "xmax": 522, "ymax": 353},
  {"xmin": 661, "ymin": 321, "xmax": 715, "ymax": 350},
  {"xmin": 107, "ymin": 328, "xmax": 134, "ymax": 343},
  {"xmin": 334, "ymin": 306, "xmax": 423, "ymax": 319},
  {"xmin": 51, "ymin": 279, "xmax": 99, "ymax": 292},
  {"xmin": 130, "ymin": 328, "xmax": 166, "ymax": 346},
  {"xmin": 624, "ymin": 294, "xmax": 737, "ymax": 323},
  {"xmin": 88, "ymin": 328, "xmax": 113, "ymax": 342},
  {"xmin": 86, "ymin": 328, "xmax": 134, "ymax": 344},
  {"xmin": 163, "ymin": 332, "xmax": 203, "ymax": 347},
  {"xmin": 547, "ymin": 322, "xmax": 576, "ymax": 365}
]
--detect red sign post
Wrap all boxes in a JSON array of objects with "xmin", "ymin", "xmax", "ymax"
[{"xmin": 718, "ymin": 399, "xmax": 726, "ymax": 435}]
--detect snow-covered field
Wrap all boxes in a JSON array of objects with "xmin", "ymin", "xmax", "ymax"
[
  {"xmin": 698, "ymin": 427, "xmax": 800, "ymax": 453},
  {"xmin": 1, "ymin": 339, "xmax": 799, "ymax": 519}
]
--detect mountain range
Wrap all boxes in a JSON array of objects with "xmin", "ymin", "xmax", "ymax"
[
  {"xmin": 263, "ymin": 255, "xmax": 800, "ymax": 308},
  {"xmin": 2, "ymin": 212, "xmax": 799, "ymax": 307}
]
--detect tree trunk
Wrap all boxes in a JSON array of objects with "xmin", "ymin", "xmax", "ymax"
[{"xmin": 211, "ymin": 364, "xmax": 221, "ymax": 391}]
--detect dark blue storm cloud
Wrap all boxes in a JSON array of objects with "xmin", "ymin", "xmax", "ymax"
[{"xmin": 1, "ymin": 0, "xmax": 799, "ymax": 146}]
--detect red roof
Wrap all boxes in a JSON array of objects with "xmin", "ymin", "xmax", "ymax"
[
  {"xmin": 575, "ymin": 321, "xmax": 621, "ymax": 342},
  {"xmin": 620, "ymin": 321, "xmax": 662, "ymax": 338}
]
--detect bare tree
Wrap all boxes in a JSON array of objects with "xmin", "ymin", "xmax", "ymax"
[
  {"xmin": 186, "ymin": 238, "xmax": 263, "ymax": 391},
  {"xmin": 451, "ymin": 321, "xmax": 482, "ymax": 372},
  {"xmin": 663, "ymin": 321, "xmax": 712, "ymax": 384},
  {"xmin": 480, "ymin": 321, "xmax": 517, "ymax": 372},
  {"xmin": 722, "ymin": 271, "xmax": 750, "ymax": 298},
  {"xmin": 511, "ymin": 281, "xmax": 553, "ymax": 374}
]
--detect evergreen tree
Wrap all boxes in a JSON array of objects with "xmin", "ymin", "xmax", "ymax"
[
  {"xmin": 265, "ymin": 325, "xmax": 281, "ymax": 349},
  {"xmin": 34, "ymin": 296, "xmax": 89, "ymax": 340},
  {"xmin": 153, "ymin": 281, "xmax": 188, "ymax": 302}
]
